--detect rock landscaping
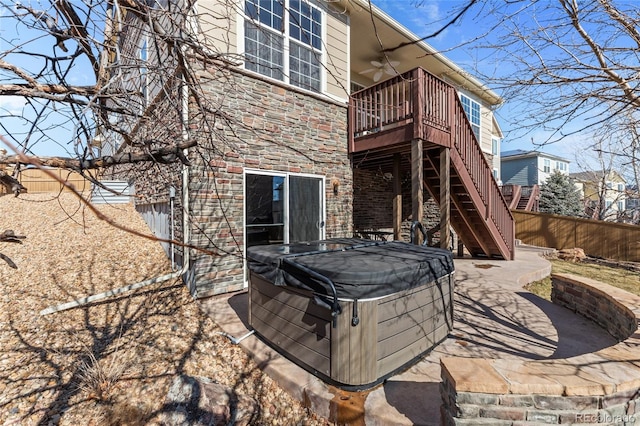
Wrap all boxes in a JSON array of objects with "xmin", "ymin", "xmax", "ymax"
[{"xmin": 0, "ymin": 193, "xmax": 329, "ymax": 425}]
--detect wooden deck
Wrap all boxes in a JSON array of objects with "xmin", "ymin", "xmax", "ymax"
[{"xmin": 349, "ymin": 68, "xmax": 515, "ymax": 260}]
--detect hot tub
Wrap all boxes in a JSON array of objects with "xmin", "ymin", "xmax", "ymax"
[{"xmin": 246, "ymin": 239, "xmax": 455, "ymax": 390}]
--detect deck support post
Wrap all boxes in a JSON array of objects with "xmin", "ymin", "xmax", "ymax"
[
  {"xmin": 393, "ymin": 154, "xmax": 402, "ymax": 241},
  {"xmin": 411, "ymin": 139, "xmax": 424, "ymax": 244},
  {"xmin": 440, "ymin": 146, "xmax": 451, "ymax": 251}
]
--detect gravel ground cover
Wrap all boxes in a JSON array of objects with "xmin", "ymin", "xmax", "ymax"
[{"xmin": 0, "ymin": 193, "xmax": 329, "ymax": 425}]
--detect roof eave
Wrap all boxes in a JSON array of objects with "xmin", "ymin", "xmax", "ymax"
[{"xmin": 347, "ymin": 0, "xmax": 503, "ymax": 106}]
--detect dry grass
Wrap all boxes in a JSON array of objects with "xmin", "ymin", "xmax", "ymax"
[
  {"xmin": 524, "ymin": 257, "xmax": 640, "ymax": 300},
  {"xmin": 76, "ymin": 333, "xmax": 132, "ymax": 403}
]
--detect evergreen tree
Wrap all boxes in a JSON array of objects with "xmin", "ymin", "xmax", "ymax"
[{"xmin": 539, "ymin": 171, "xmax": 584, "ymax": 217}]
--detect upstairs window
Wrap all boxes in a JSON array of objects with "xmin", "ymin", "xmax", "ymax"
[
  {"xmin": 140, "ymin": 37, "xmax": 149, "ymax": 109},
  {"xmin": 244, "ymin": 0, "xmax": 323, "ymax": 93},
  {"xmin": 460, "ymin": 94, "xmax": 481, "ymax": 140},
  {"xmin": 491, "ymin": 138, "xmax": 499, "ymax": 155},
  {"xmin": 543, "ymin": 158, "xmax": 550, "ymax": 173}
]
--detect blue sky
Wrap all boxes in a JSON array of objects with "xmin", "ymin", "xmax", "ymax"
[
  {"xmin": 0, "ymin": 2, "xmax": 96, "ymax": 158},
  {"xmin": 372, "ymin": 0, "xmax": 581, "ymax": 161},
  {"xmin": 1, "ymin": 0, "xmax": 585, "ymax": 163}
]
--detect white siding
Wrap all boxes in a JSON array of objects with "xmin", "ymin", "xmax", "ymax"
[{"xmin": 91, "ymin": 180, "xmax": 133, "ymax": 204}]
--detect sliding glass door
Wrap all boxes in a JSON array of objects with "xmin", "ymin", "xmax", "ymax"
[{"xmin": 245, "ymin": 171, "xmax": 324, "ymax": 248}]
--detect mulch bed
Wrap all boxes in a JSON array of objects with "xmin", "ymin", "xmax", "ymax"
[{"xmin": 0, "ymin": 193, "xmax": 328, "ymax": 425}]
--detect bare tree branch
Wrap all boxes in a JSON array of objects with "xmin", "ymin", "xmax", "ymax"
[{"xmin": 0, "ymin": 140, "xmax": 197, "ymax": 171}]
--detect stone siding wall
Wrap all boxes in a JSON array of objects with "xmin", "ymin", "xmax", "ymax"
[
  {"xmin": 352, "ymin": 168, "xmax": 450, "ymax": 245},
  {"xmin": 441, "ymin": 383, "xmax": 640, "ymax": 425},
  {"xmin": 105, "ymin": 78, "xmax": 186, "ymax": 263},
  {"xmin": 186, "ymin": 65, "xmax": 352, "ymax": 297},
  {"xmin": 108, "ymin": 65, "xmax": 352, "ymax": 298}
]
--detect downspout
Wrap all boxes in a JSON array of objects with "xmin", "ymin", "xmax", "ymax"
[
  {"xmin": 179, "ymin": 65, "xmax": 191, "ymax": 291},
  {"xmin": 169, "ymin": 185, "xmax": 176, "ymax": 270},
  {"xmin": 40, "ymin": 26, "xmax": 193, "ymax": 317}
]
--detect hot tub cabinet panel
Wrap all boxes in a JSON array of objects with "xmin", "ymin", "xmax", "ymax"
[
  {"xmin": 249, "ymin": 273, "xmax": 333, "ymax": 377},
  {"xmin": 247, "ymin": 240, "xmax": 455, "ymax": 389},
  {"xmin": 376, "ymin": 279, "xmax": 452, "ymax": 378}
]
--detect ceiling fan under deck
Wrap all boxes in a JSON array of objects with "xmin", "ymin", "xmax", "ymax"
[{"xmin": 359, "ymin": 58, "xmax": 401, "ymax": 82}]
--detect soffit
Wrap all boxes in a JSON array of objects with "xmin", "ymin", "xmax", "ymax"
[{"xmin": 337, "ymin": 0, "xmax": 502, "ymax": 105}]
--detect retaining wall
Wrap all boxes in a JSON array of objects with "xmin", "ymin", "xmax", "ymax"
[{"xmin": 441, "ymin": 273, "xmax": 640, "ymax": 425}]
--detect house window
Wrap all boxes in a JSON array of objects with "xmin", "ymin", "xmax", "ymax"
[
  {"xmin": 556, "ymin": 162, "xmax": 567, "ymax": 172},
  {"xmin": 606, "ymin": 200, "xmax": 612, "ymax": 209},
  {"xmin": 543, "ymin": 159, "xmax": 550, "ymax": 173},
  {"xmin": 618, "ymin": 201, "xmax": 625, "ymax": 211},
  {"xmin": 244, "ymin": 0, "xmax": 323, "ymax": 93},
  {"xmin": 460, "ymin": 94, "xmax": 481, "ymax": 140},
  {"xmin": 140, "ymin": 37, "xmax": 149, "ymax": 108},
  {"xmin": 617, "ymin": 183, "xmax": 624, "ymax": 192},
  {"xmin": 491, "ymin": 138, "xmax": 499, "ymax": 155}
]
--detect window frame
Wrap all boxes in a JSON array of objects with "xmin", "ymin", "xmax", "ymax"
[
  {"xmin": 244, "ymin": 168, "xmax": 326, "ymax": 245},
  {"xmin": 460, "ymin": 94, "xmax": 481, "ymax": 141},
  {"xmin": 139, "ymin": 35, "xmax": 149, "ymax": 110},
  {"xmin": 241, "ymin": 0, "xmax": 325, "ymax": 93},
  {"xmin": 491, "ymin": 137, "xmax": 499, "ymax": 156}
]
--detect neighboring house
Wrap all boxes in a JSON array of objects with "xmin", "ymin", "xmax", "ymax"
[
  {"xmin": 625, "ymin": 185, "xmax": 640, "ymax": 223},
  {"xmin": 102, "ymin": 0, "xmax": 513, "ymax": 298},
  {"xmin": 501, "ymin": 150, "xmax": 570, "ymax": 186},
  {"xmin": 570, "ymin": 170, "xmax": 627, "ymax": 221}
]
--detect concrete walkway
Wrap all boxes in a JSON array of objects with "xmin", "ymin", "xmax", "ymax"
[{"xmin": 199, "ymin": 245, "xmax": 617, "ymax": 425}]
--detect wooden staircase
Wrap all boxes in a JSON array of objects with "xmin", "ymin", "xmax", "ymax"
[
  {"xmin": 349, "ymin": 68, "xmax": 515, "ymax": 260},
  {"xmin": 423, "ymin": 151, "xmax": 511, "ymax": 258},
  {"xmin": 502, "ymin": 184, "xmax": 540, "ymax": 212}
]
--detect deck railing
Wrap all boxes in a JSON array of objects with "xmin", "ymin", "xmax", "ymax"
[
  {"xmin": 350, "ymin": 70, "xmax": 414, "ymax": 139},
  {"xmin": 450, "ymin": 95, "xmax": 514, "ymax": 256},
  {"xmin": 350, "ymin": 67, "xmax": 514, "ymax": 258}
]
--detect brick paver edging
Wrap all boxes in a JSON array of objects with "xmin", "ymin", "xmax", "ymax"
[{"xmin": 440, "ymin": 273, "xmax": 640, "ymax": 425}]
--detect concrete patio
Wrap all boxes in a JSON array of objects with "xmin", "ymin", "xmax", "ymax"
[{"xmin": 199, "ymin": 245, "xmax": 618, "ymax": 425}]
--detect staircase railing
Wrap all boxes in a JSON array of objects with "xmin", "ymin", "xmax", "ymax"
[
  {"xmin": 450, "ymin": 93, "xmax": 515, "ymax": 259},
  {"xmin": 350, "ymin": 67, "xmax": 515, "ymax": 259},
  {"xmin": 501, "ymin": 184, "xmax": 522, "ymax": 210},
  {"xmin": 522, "ymin": 184, "xmax": 540, "ymax": 212}
]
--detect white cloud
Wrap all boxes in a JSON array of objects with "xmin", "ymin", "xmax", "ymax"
[{"xmin": 0, "ymin": 96, "xmax": 27, "ymax": 115}]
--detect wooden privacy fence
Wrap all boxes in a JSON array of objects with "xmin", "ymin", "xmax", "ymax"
[
  {"xmin": 513, "ymin": 210, "xmax": 640, "ymax": 262},
  {"xmin": 0, "ymin": 168, "xmax": 91, "ymax": 194}
]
